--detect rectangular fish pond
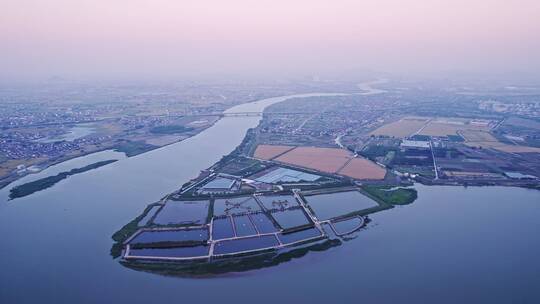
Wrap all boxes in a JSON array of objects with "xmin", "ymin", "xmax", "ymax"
[
  {"xmin": 151, "ymin": 200, "xmax": 211, "ymax": 225},
  {"xmin": 129, "ymin": 228, "xmax": 209, "ymax": 245},
  {"xmin": 213, "ymin": 197, "xmax": 261, "ymax": 216},
  {"xmin": 211, "ymin": 217, "xmax": 235, "ymax": 240},
  {"xmin": 257, "ymin": 194, "xmax": 299, "ymax": 210},
  {"xmin": 303, "ymin": 190, "xmax": 378, "ymax": 220},
  {"xmin": 277, "ymin": 227, "xmax": 323, "ymax": 245},
  {"xmin": 213, "ymin": 235, "xmax": 280, "ymax": 256},
  {"xmin": 270, "ymin": 208, "xmax": 312, "ymax": 230},
  {"xmin": 127, "ymin": 246, "xmax": 210, "ymax": 259},
  {"xmin": 232, "ymin": 215, "xmax": 257, "ymax": 237},
  {"xmin": 250, "ymin": 213, "xmax": 279, "ymax": 234}
]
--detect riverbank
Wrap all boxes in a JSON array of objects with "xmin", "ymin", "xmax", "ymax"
[
  {"xmin": 0, "ymin": 116, "xmax": 223, "ymax": 191},
  {"xmin": 9, "ymin": 159, "xmax": 118, "ymax": 200},
  {"xmin": 1, "ymin": 90, "xmax": 539, "ymax": 303}
]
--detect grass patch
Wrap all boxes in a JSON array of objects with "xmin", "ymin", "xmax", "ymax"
[
  {"xmin": 361, "ymin": 185, "xmax": 417, "ymax": 205},
  {"xmin": 114, "ymin": 140, "xmax": 158, "ymax": 157},
  {"xmin": 110, "ymin": 202, "xmax": 161, "ymax": 258}
]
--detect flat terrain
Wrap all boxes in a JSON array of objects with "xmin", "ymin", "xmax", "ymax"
[
  {"xmin": 461, "ymin": 130, "xmax": 540, "ymax": 153},
  {"xmin": 253, "ymin": 145, "xmax": 295, "ymax": 160},
  {"xmin": 274, "ymin": 146, "xmax": 351, "ymax": 173},
  {"xmin": 460, "ymin": 130, "xmax": 498, "ymax": 142},
  {"xmin": 370, "ymin": 117, "xmax": 429, "ymax": 138},
  {"xmin": 419, "ymin": 119, "xmax": 491, "ymax": 136},
  {"xmin": 464, "ymin": 140, "xmax": 540, "ymax": 153},
  {"xmin": 337, "ymin": 158, "xmax": 386, "ymax": 180},
  {"xmin": 371, "ymin": 116, "xmax": 493, "ymax": 138},
  {"xmin": 371, "ymin": 116, "xmax": 540, "ymax": 154},
  {"xmin": 255, "ymin": 145, "xmax": 386, "ymax": 180}
]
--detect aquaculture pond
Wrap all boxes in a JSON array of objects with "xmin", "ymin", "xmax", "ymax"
[
  {"xmin": 232, "ymin": 215, "xmax": 257, "ymax": 237},
  {"xmin": 152, "ymin": 200, "xmax": 210, "ymax": 225},
  {"xmin": 257, "ymin": 194, "xmax": 299, "ymax": 210},
  {"xmin": 278, "ymin": 227, "xmax": 322, "ymax": 245},
  {"xmin": 214, "ymin": 235, "xmax": 280, "ymax": 255},
  {"xmin": 213, "ymin": 197, "xmax": 261, "ymax": 216},
  {"xmin": 304, "ymin": 190, "xmax": 378, "ymax": 220},
  {"xmin": 128, "ymin": 246, "xmax": 210, "ymax": 258},
  {"xmin": 250, "ymin": 213, "xmax": 279, "ymax": 233},
  {"xmin": 129, "ymin": 229, "xmax": 209, "ymax": 244},
  {"xmin": 331, "ymin": 217, "xmax": 364, "ymax": 235},
  {"xmin": 1, "ymin": 93, "xmax": 539, "ymax": 303},
  {"xmin": 211, "ymin": 218, "xmax": 235, "ymax": 240},
  {"xmin": 270, "ymin": 209, "xmax": 311, "ymax": 229},
  {"xmin": 137, "ymin": 205, "xmax": 160, "ymax": 226},
  {"xmin": 252, "ymin": 167, "xmax": 321, "ymax": 183}
]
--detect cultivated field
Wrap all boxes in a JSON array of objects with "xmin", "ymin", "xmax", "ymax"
[
  {"xmin": 464, "ymin": 141, "xmax": 540, "ymax": 153},
  {"xmin": 504, "ymin": 117, "xmax": 540, "ymax": 130},
  {"xmin": 337, "ymin": 158, "xmax": 386, "ymax": 180},
  {"xmin": 253, "ymin": 145, "xmax": 295, "ymax": 160},
  {"xmin": 372, "ymin": 116, "xmax": 495, "ymax": 138},
  {"xmin": 461, "ymin": 130, "xmax": 540, "ymax": 153},
  {"xmin": 275, "ymin": 147, "xmax": 351, "ymax": 173},
  {"xmin": 419, "ymin": 120, "xmax": 490, "ymax": 136},
  {"xmin": 460, "ymin": 130, "xmax": 498, "ymax": 142},
  {"xmin": 370, "ymin": 117, "xmax": 429, "ymax": 138},
  {"xmin": 256, "ymin": 145, "xmax": 387, "ymax": 180}
]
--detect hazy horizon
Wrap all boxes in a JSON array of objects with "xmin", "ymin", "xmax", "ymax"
[{"xmin": 1, "ymin": 0, "xmax": 539, "ymax": 83}]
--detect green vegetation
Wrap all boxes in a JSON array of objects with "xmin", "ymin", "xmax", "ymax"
[
  {"xmin": 9, "ymin": 159, "xmax": 117, "ymax": 200},
  {"xmin": 110, "ymin": 202, "xmax": 162, "ymax": 258},
  {"xmin": 218, "ymin": 156, "xmax": 268, "ymax": 176},
  {"xmin": 361, "ymin": 185, "xmax": 418, "ymax": 205},
  {"xmin": 114, "ymin": 140, "xmax": 157, "ymax": 157},
  {"xmin": 281, "ymin": 224, "xmax": 316, "ymax": 234},
  {"xmin": 121, "ymin": 238, "xmax": 341, "ymax": 276},
  {"xmin": 410, "ymin": 134, "xmax": 431, "ymax": 141},
  {"xmin": 209, "ymin": 128, "xmax": 257, "ymax": 174},
  {"xmin": 360, "ymin": 145, "xmax": 398, "ymax": 159},
  {"xmin": 150, "ymin": 125, "xmax": 193, "ymax": 134},
  {"xmin": 447, "ymin": 135, "xmax": 465, "ymax": 142}
]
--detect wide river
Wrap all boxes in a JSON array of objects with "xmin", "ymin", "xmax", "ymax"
[{"xmin": 1, "ymin": 94, "xmax": 539, "ymax": 303}]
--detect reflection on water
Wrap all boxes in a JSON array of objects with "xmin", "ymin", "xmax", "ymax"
[
  {"xmin": 122, "ymin": 238, "xmax": 342, "ymax": 277},
  {"xmin": 35, "ymin": 123, "xmax": 96, "ymax": 143},
  {"xmin": 0, "ymin": 149, "xmax": 126, "ymax": 200},
  {"xmin": 1, "ymin": 92, "xmax": 539, "ymax": 303}
]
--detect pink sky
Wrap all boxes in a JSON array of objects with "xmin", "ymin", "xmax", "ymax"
[{"xmin": 1, "ymin": 0, "xmax": 539, "ymax": 81}]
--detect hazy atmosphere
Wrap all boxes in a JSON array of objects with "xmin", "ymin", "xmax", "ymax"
[
  {"xmin": 1, "ymin": 1, "xmax": 540, "ymax": 304},
  {"xmin": 1, "ymin": 0, "xmax": 540, "ymax": 81}
]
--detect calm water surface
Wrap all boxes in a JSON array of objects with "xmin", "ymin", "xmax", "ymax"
[
  {"xmin": 1, "ymin": 94, "xmax": 539, "ymax": 303},
  {"xmin": 35, "ymin": 123, "xmax": 97, "ymax": 143}
]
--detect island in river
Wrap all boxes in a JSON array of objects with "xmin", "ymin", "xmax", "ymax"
[
  {"xmin": 9, "ymin": 159, "xmax": 118, "ymax": 199},
  {"xmin": 112, "ymin": 85, "xmax": 539, "ymax": 275},
  {"xmin": 112, "ymin": 126, "xmax": 418, "ymax": 274},
  {"xmin": 1, "ymin": 91, "xmax": 539, "ymax": 303}
]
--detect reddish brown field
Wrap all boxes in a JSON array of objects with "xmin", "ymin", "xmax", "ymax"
[
  {"xmin": 253, "ymin": 145, "xmax": 295, "ymax": 160},
  {"xmin": 271, "ymin": 146, "xmax": 386, "ymax": 179},
  {"xmin": 275, "ymin": 146, "xmax": 351, "ymax": 173},
  {"xmin": 338, "ymin": 158, "xmax": 386, "ymax": 180}
]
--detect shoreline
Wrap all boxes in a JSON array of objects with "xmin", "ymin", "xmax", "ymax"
[
  {"xmin": 0, "ymin": 115, "xmax": 223, "ymax": 191},
  {"xmin": 0, "ymin": 84, "xmax": 377, "ymax": 191}
]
